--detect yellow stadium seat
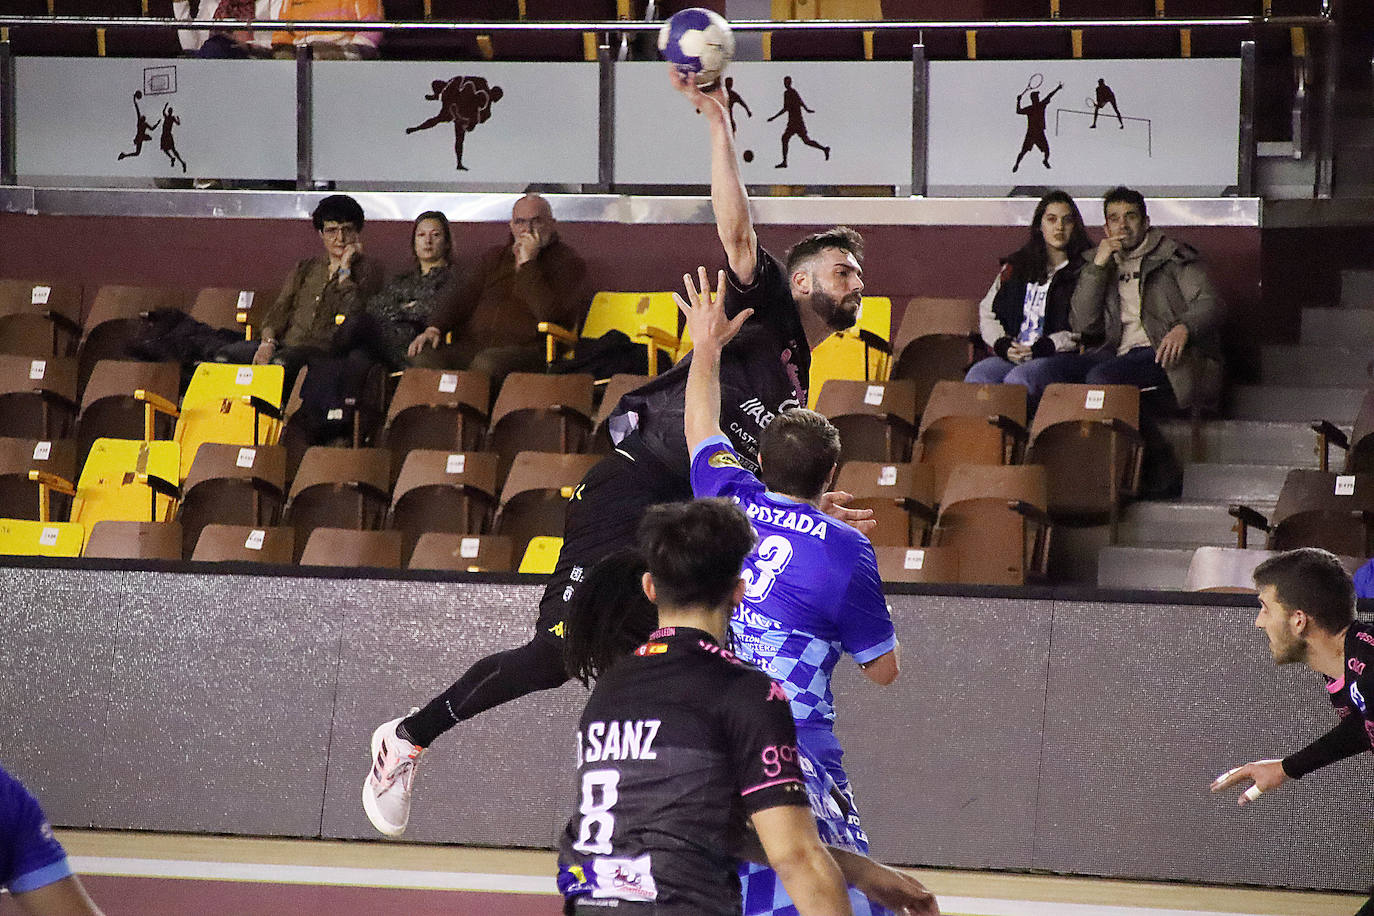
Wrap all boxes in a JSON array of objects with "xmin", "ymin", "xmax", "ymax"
[
  {"xmin": 70, "ymin": 438, "xmax": 180, "ymax": 545},
  {"xmin": 0, "ymin": 518, "xmax": 84, "ymax": 557},
  {"xmin": 174, "ymin": 363, "xmax": 285, "ymax": 481},
  {"xmin": 806, "ymin": 296, "xmax": 892, "ymax": 409},
  {"xmin": 541, "ymin": 292, "xmax": 684, "ymax": 376},
  {"xmin": 518, "ymin": 535, "xmax": 563, "ymax": 574}
]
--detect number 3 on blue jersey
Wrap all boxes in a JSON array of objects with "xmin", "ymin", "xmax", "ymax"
[
  {"xmin": 741, "ymin": 535, "xmax": 794, "ymax": 603},
  {"xmin": 573, "ymin": 769, "xmax": 620, "ymax": 854}
]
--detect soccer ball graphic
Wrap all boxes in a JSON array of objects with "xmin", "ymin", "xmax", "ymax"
[{"xmin": 658, "ymin": 8, "xmax": 735, "ymax": 90}]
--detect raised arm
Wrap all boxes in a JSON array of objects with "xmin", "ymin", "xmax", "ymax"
[
  {"xmin": 679, "ymin": 266, "xmax": 753, "ymax": 455},
  {"xmin": 670, "ymin": 68, "xmax": 758, "ymax": 283}
]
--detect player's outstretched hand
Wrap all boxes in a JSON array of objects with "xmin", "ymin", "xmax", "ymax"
[
  {"xmin": 1210, "ymin": 758, "xmax": 1287, "ymax": 806},
  {"xmin": 819, "ymin": 490, "xmax": 877, "ymax": 535},
  {"xmin": 669, "ymin": 66, "xmax": 728, "ymax": 119},
  {"xmin": 843, "ymin": 857, "xmax": 940, "ymax": 916},
  {"xmin": 675, "ymin": 266, "xmax": 752, "ymax": 356}
]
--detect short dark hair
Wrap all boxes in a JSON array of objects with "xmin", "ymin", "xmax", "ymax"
[
  {"xmin": 784, "ymin": 226, "xmax": 864, "ymax": 276},
  {"xmin": 1102, "ymin": 185, "xmax": 1147, "ymax": 220},
  {"xmin": 638, "ymin": 499, "xmax": 754, "ymax": 610},
  {"xmin": 759, "ymin": 408, "xmax": 840, "ymax": 500},
  {"xmin": 311, "ymin": 194, "xmax": 365, "ymax": 232},
  {"xmin": 1253, "ymin": 548, "xmax": 1355, "ymax": 635},
  {"xmin": 412, "ymin": 210, "xmax": 453, "ymax": 263},
  {"xmin": 562, "ymin": 548, "xmax": 657, "ymax": 687}
]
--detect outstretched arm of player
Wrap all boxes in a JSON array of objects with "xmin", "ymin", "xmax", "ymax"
[
  {"xmin": 751, "ymin": 806, "xmax": 854, "ymax": 916},
  {"xmin": 679, "ymin": 266, "xmax": 753, "ymax": 454},
  {"xmin": 1214, "ymin": 712, "xmax": 1370, "ymax": 806},
  {"xmin": 1210, "ymin": 759, "xmax": 1287, "ymax": 806},
  {"xmin": 827, "ymin": 847, "xmax": 940, "ymax": 916},
  {"xmin": 670, "ymin": 68, "xmax": 758, "ymax": 283}
]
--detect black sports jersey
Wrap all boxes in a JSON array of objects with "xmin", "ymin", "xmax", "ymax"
[
  {"xmin": 557, "ymin": 627, "xmax": 809, "ymax": 915},
  {"xmin": 1283, "ymin": 620, "xmax": 1374, "ymax": 779},
  {"xmin": 606, "ymin": 245, "xmax": 810, "ymax": 482}
]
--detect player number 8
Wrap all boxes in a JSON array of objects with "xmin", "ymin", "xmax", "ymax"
[{"xmin": 572, "ymin": 768, "xmax": 620, "ymax": 855}]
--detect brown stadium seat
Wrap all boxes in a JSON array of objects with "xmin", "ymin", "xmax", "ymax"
[
  {"xmin": 913, "ymin": 380, "xmax": 1027, "ymax": 502},
  {"xmin": 591, "ymin": 373, "xmax": 652, "ymax": 454},
  {"xmin": 0, "ymin": 279, "xmax": 82, "ymax": 358},
  {"xmin": 189, "ymin": 287, "xmax": 274, "ymax": 337},
  {"xmin": 407, "ymin": 532, "xmax": 516, "ymax": 572},
  {"xmin": 178, "ymin": 443, "xmax": 287, "ymax": 561},
  {"xmin": 1229, "ymin": 470, "xmax": 1374, "ymax": 558},
  {"xmin": 814, "ymin": 378, "xmax": 917, "ymax": 465},
  {"xmin": 487, "ymin": 372, "xmax": 595, "ymax": 484},
  {"xmin": 74, "ymin": 360, "xmax": 181, "ymax": 467},
  {"xmin": 493, "ymin": 451, "xmax": 601, "ymax": 562},
  {"xmin": 381, "ymin": 368, "xmax": 492, "ymax": 481},
  {"xmin": 77, "ymin": 285, "xmax": 191, "ymax": 395},
  {"xmin": 84, "ymin": 520, "xmax": 184, "ymax": 560},
  {"xmin": 190, "ymin": 524, "xmax": 295, "ymax": 565},
  {"xmin": 0, "ymin": 355, "xmax": 78, "ymax": 441},
  {"xmin": 0, "ymin": 437, "xmax": 77, "ymax": 523},
  {"xmin": 932, "ymin": 463, "xmax": 1052, "ymax": 586},
  {"xmin": 889, "ymin": 297, "xmax": 979, "ymax": 421},
  {"xmin": 493, "ymin": 0, "xmax": 613, "ymax": 61},
  {"xmin": 103, "ymin": 0, "xmax": 183, "ymax": 57},
  {"xmin": 389, "ymin": 449, "xmax": 501, "ymax": 562},
  {"xmin": 832, "ymin": 460, "xmax": 936, "ymax": 548},
  {"xmin": 1026, "ymin": 383, "xmax": 1142, "ymax": 535},
  {"xmin": 285, "ymin": 447, "xmax": 391, "ymax": 561},
  {"xmin": 299, "ymin": 527, "xmax": 403, "ymax": 569},
  {"xmin": 1314, "ymin": 390, "xmax": 1374, "ymax": 475},
  {"xmin": 873, "ymin": 545, "xmax": 961, "ymax": 584}
]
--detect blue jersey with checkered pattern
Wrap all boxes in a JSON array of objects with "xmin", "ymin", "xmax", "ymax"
[{"xmin": 689, "ymin": 436, "xmax": 897, "ymax": 731}]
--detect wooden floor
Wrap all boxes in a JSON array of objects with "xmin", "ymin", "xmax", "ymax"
[{"xmin": 0, "ymin": 830, "xmax": 1362, "ymax": 916}]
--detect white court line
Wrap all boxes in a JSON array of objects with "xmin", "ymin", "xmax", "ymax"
[{"xmin": 68, "ymin": 856, "xmax": 1283, "ymax": 916}]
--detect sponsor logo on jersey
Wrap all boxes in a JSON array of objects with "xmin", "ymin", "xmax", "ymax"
[
  {"xmin": 1357, "ymin": 630, "xmax": 1374, "ymax": 647},
  {"xmin": 548, "ymin": 620, "xmax": 566, "ymax": 638},
  {"xmin": 708, "ymin": 448, "xmax": 742, "ymax": 470},
  {"xmin": 591, "ymin": 854, "xmax": 657, "ymax": 902},
  {"xmin": 1352, "ymin": 681, "xmax": 1367, "ymax": 715},
  {"xmin": 634, "ymin": 642, "xmax": 668, "ymax": 656},
  {"xmin": 1351, "ymin": 657, "xmax": 1367, "ymax": 677}
]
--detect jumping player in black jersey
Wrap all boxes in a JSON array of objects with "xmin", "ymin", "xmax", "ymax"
[
  {"xmin": 557, "ymin": 505, "xmax": 939, "ymax": 915},
  {"xmin": 1212, "ymin": 548, "xmax": 1374, "ymax": 915},
  {"xmin": 363, "ymin": 64, "xmax": 873, "ymax": 838}
]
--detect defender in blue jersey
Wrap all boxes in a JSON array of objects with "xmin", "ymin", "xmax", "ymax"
[
  {"xmin": 1, "ymin": 765, "xmax": 105, "ymax": 916},
  {"xmin": 677, "ymin": 266, "xmax": 905, "ymax": 916}
]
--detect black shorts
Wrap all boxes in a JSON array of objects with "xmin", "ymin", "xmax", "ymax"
[{"xmin": 536, "ymin": 447, "xmax": 693, "ymax": 635}]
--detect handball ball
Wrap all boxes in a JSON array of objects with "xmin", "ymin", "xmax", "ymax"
[{"xmin": 659, "ymin": 8, "xmax": 734, "ymax": 90}]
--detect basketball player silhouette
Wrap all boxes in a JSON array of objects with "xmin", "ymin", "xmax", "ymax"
[
  {"xmin": 160, "ymin": 104, "xmax": 187, "ymax": 173},
  {"xmin": 117, "ymin": 91, "xmax": 158, "ymax": 161}
]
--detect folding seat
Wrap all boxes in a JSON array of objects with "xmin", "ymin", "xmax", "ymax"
[
  {"xmin": 487, "ymin": 372, "xmax": 595, "ymax": 483},
  {"xmin": 190, "ymin": 524, "xmax": 295, "ymax": 564},
  {"xmin": 494, "ymin": 0, "xmax": 617, "ymax": 61},
  {"xmin": 177, "ymin": 443, "xmax": 287, "ymax": 560},
  {"xmin": 813, "ymin": 378, "xmax": 917, "ymax": 465},
  {"xmin": 74, "ymin": 360, "xmax": 180, "ymax": 467},
  {"xmin": 1054, "ymin": 0, "xmax": 1156, "ymax": 14},
  {"xmin": 1229, "ymin": 470, "xmax": 1374, "ymax": 558},
  {"xmin": 832, "ymin": 460, "xmax": 935, "ymax": 547},
  {"xmin": 173, "ymin": 362, "xmax": 286, "ymax": 481},
  {"xmin": 189, "ymin": 287, "xmax": 273, "ymax": 337},
  {"xmin": 1183, "ymin": 546, "xmax": 1274, "ymax": 593},
  {"xmin": 872, "ymin": 25, "xmax": 968, "ymax": 61},
  {"xmin": 8, "ymin": 0, "xmax": 98, "ymax": 56},
  {"xmin": 591, "ymin": 373, "xmax": 651, "ymax": 453},
  {"xmin": 932, "ymin": 463, "xmax": 1052, "ymax": 586},
  {"xmin": 0, "ymin": 519, "xmax": 84, "ymax": 558},
  {"xmin": 493, "ymin": 451, "xmax": 601, "ymax": 562},
  {"xmin": 913, "ymin": 380, "xmax": 1027, "ymax": 502},
  {"xmin": 769, "ymin": 26, "xmax": 870, "ymax": 61},
  {"xmin": 805, "ymin": 296, "xmax": 892, "ymax": 409},
  {"xmin": 1025, "ymin": 383, "xmax": 1141, "ymax": 533},
  {"xmin": 407, "ymin": 532, "xmax": 515, "ymax": 572},
  {"xmin": 285, "ymin": 446, "xmax": 391, "ymax": 561},
  {"xmin": 889, "ymin": 297, "xmax": 979, "ymax": 420},
  {"xmin": 381, "ymin": 0, "xmax": 475, "ymax": 60},
  {"xmin": 542, "ymin": 292, "xmax": 682, "ymax": 377},
  {"xmin": 1078, "ymin": 24, "xmax": 1182, "ymax": 58},
  {"xmin": 0, "ymin": 280, "xmax": 82, "ymax": 358},
  {"xmin": 103, "ymin": 0, "xmax": 184, "ymax": 56},
  {"xmin": 380, "ymin": 368, "xmax": 491, "ymax": 482},
  {"xmin": 0, "ymin": 355, "xmax": 78, "ymax": 440},
  {"xmin": 965, "ymin": 26, "xmax": 1071, "ymax": 59},
  {"xmin": 873, "ymin": 545, "xmax": 961, "ymax": 584},
  {"xmin": 69, "ymin": 438, "xmax": 181, "ymax": 548},
  {"xmin": 77, "ymin": 285, "xmax": 191, "ymax": 395},
  {"xmin": 299, "ymin": 527, "xmax": 403, "ymax": 569},
  {"xmin": 519, "ymin": 535, "xmax": 564, "ymax": 574},
  {"xmin": 1314, "ymin": 390, "xmax": 1374, "ymax": 474},
  {"xmin": 83, "ymin": 520, "xmax": 183, "ymax": 560},
  {"xmin": 389, "ymin": 449, "xmax": 501, "ymax": 561},
  {"xmin": 0, "ymin": 437, "xmax": 77, "ymax": 523}
]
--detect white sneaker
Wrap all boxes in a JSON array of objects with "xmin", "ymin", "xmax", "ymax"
[{"xmin": 363, "ymin": 713, "xmax": 424, "ymax": 837}]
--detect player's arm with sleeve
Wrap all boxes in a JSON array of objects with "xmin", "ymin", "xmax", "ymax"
[
  {"xmin": 839, "ymin": 541, "xmax": 900, "ymax": 686},
  {"xmin": 724, "ymin": 673, "xmax": 853, "ymax": 916},
  {"xmin": 680, "ymin": 267, "xmax": 756, "ymax": 495},
  {"xmin": 2, "ymin": 770, "xmax": 105, "ymax": 916}
]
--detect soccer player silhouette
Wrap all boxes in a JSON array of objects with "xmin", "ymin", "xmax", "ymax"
[
  {"xmin": 767, "ymin": 76, "xmax": 829, "ymax": 168},
  {"xmin": 116, "ymin": 91, "xmax": 158, "ymax": 161},
  {"xmin": 1091, "ymin": 78, "xmax": 1124, "ymax": 129},
  {"xmin": 725, "ymin": 76, "xmax": 752, "ymax": 135},
  {"xmin": 160, "ymin": 104, "xmax": 187, "ymax": 173},
  {"xmin": 406, "ymin": 76, "xmax": 504, "ymax": 171},
  {"xmin": 1012, "ymin": 81, "xmax": 1063, "ymax": 173}
]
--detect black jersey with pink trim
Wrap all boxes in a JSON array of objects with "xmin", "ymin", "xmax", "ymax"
[
  {"xmin": 1282, "ymin": 620, "xmax": 1374, "ymax": 779},
  {"xmin": 557, "ymin": 627, "xmax": 808, "ymax": 915}
]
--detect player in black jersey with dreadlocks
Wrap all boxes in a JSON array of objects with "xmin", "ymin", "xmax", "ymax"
[{"xmin": 1213, "ymin": 548, "xmax": 1374, "ymax": 916}]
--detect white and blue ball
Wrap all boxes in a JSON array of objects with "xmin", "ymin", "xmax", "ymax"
[{"xmin": 658, "ymin": 8, "xmax": 735, "ymax": 90}]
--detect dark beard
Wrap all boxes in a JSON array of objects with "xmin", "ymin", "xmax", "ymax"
[{"xmin": 813, "ymin": 287, "xmax": 860, "ymax": 332}]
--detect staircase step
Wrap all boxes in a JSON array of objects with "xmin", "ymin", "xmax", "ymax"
[
  {"xmin": 1301, "ymin": 308, "xmax": 1374, "ymax": 346},
  {"xmin": 1096, "ymin": 546, "xmax": 1192, "ymax": 590},
  {"xmin": 1229, "ymin": 385, "xmax": 1366, "ymax": 424},
  {"xmin": 1341, "ymin": 269, "xmax": 1374, "ymax": 310},
  {"xmin": 1261, "ymin": 345, "xmax": 1370, "ymax": 386},
  {"xmin": 1158, "ymin": 419, "xmax": 1331, "ymax": 468},
  {"xmin": 1116, "ymin": 499, "xmax": 1275, "ymax": 549},
  {"xmin": 1181, "ymin": 463, "xmax": 1290, "ymax": 503}
]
